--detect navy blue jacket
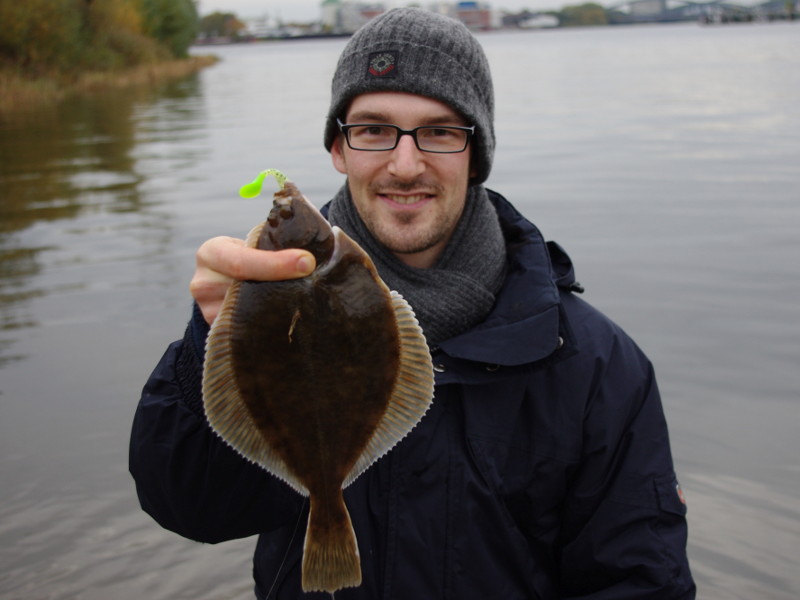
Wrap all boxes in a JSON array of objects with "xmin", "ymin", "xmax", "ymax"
[{"xmin": 130, "ymin": 190, "xmax": 695, "ymax": 599}]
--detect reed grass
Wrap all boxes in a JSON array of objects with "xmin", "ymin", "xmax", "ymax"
[{"xmin": 0, "ymin": 55, "xmax": 218, "ymax": 120}]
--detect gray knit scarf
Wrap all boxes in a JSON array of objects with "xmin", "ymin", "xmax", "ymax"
[{"xmin": 327, "ymin": 184, "xmax": 507, "ymax": 347}]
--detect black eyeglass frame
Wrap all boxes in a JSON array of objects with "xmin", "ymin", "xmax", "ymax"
[{"xmin": 336, "ymin": 118, "xmax": 475, "ymax": 154}]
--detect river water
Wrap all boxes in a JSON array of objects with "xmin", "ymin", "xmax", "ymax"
[{"xmin": 1, "ymin": 21, "xmax": 798, "ymax": 600}]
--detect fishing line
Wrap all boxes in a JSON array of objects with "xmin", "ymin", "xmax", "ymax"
[{"xmin": 264, "ymin": 497, "xmax": 308, "ymax": 599}]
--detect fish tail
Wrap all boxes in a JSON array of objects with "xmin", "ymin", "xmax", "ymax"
[{"xmin": 301, "ymin": 492, "xmax": 361, "ymax": 593}]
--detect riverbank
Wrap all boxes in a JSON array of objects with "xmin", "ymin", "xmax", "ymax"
[{"xmin": 0, "ymin": 55, "xmax": 218, "ymax": 121}]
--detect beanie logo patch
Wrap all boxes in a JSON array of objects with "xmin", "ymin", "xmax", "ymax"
[{"xmin": 368, "ymin": 52, "xmax": 398, "ymax": 78}]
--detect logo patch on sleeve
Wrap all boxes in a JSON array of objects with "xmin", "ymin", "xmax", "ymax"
[
  {"xmin": 676, "ymin": 482, "xmax": 687, "ymax": 505},
  {"xmin": 368, "ymin": 51, "xmax": 398, "ymax": 78}
]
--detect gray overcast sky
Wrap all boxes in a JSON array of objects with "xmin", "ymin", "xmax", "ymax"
[{"xmin": 195, "ymin": 0, "xmax": 574, "ymax": 21}]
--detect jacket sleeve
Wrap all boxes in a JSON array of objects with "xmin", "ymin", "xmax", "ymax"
[
  {"xmin": 128, "ymin": 304, "xmax": 303, "ymax": 543},
  {"xmin": 557, "ymin": 306, "xmax": 695, "ymax": 599}
]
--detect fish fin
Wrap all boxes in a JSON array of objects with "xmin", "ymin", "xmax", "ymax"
[
  {"xmin": 301, "ymin": 492, "xmax": 362, "ymax": 593},
  {"xmin": 202, "ymin": 281, "xmax": 309, "ymax": 496},
  {"xmin": 244, "ymin": 221, "xmax": 265, "ymax": 248},
  {"xmin": 343, "ymin": 291, "xmax": 434, "ymax": 487}
]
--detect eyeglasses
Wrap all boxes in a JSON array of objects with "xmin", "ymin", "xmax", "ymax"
[{"xmin": 337, "ymin": 119, "xmax": 475, "ymax": 154}]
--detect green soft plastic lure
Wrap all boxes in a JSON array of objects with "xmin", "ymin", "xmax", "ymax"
[{"xmin": 239, "ymin": 168, "xmax": 287, "ymax": 198}]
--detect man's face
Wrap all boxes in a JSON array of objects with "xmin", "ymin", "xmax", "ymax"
[{"xmin": 331, "ymin": 92, "xmax": 475, "ymax": 269}]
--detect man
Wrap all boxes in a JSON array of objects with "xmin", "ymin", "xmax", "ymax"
[{"xmin": 130, "ymin": 8, "xmax": 695, "ymax": 599}]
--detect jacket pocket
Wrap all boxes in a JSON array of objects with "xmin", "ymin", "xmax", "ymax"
[
  {"xmin": 653, "ymin": 473, "xmax": 690, "ymax": 576},
  {"xmin": 654, "ymin": 473, "xmax": 688, "ymax": 517}
]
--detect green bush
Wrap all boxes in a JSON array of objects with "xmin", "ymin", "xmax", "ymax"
[
  {"xmin": 140, "ymin": 0, "xmax": 199, "ymax": 59},
  {"xmin": 86, "ymin": 0, "xmax": 169, "ymax": 68},
  {"xmin": 0, "ymin": 0, "xmax": 85, "ymax": 72},
  {"xmin": 0, "ymin": 0, "xmax": 197, "ymax": 75},
  {"xmin": 559, "ymin": 3, "xmax": 609, "ymax": 26},
  {"xmin": 199, "ymin": 12, "xmax": 246, "ymax": 39}
]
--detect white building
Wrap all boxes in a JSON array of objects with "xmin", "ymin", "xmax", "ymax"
[{"xmin": 321, "ymin": 0, "xmax": 386, "ymax": 33}]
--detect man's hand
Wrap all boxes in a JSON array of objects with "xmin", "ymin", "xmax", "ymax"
[{"xmin": 190, "ymin": 236, "xmax": 316, "ymax": 324}]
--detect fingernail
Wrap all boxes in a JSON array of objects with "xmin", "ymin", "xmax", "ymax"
[{"xmin": 297, "ymin": 255, "xmax": 314, "ymax": 275}]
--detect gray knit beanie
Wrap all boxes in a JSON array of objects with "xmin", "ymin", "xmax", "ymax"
[{"xmin": 324, "ymin": 8, "xmax": 495, "ymax": 184}]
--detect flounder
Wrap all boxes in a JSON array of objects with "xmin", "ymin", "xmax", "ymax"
[{"xmin": 202, "ymin": 172, "xmax": 434, "ymax": 593}]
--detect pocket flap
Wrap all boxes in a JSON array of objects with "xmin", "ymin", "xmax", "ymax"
[{"xmin": 655, "ymin": 474, "xmax": 688, "ymax": 516}]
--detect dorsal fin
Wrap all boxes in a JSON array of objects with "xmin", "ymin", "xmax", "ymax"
[
  {"xmin": 343, "ymin": 291, "xmax": 434, "ymax": 487},
  {"xmin": 203, "ymin": 276, "xmax": 310, "ymax": 497},
  {"xmin": 244, "ymin": 221, "xmax": 264, "ymax": 248}
]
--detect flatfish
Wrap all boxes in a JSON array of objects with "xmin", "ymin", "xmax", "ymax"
[{"xmin": 202, "ymin": 171, "xmax": 434, "ymax": 593}]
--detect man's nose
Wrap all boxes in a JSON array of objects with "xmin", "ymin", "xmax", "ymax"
[{"xmin": 387, "ymin": 134, "xmax": 426, "ymax": 179}]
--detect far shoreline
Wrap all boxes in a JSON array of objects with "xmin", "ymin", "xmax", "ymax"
[{"xmin": 0, "ymin": 55, "xmax": 219, "ymax": 121}]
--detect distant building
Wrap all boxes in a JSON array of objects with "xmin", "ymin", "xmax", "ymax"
[
  {"xmin": 321, "ymin": 0, "xmax": 386, "ymax": 33},
  {"xmin": 454, "ymin": 1, "xmax": 496, "ymax": 30},
  {"xmin": 518, "ymin": 13, "xmax": 559, "ymax": 28},
  {"xmin": 427, "ymin": 2, "xmax": 458, "ymax": 17},
  {"xmin": 320, "ymin": 1, "xmax": 500, "ymax": 34},
  {"xmin": 606, "ymin": 0, "xmax": 795, "ymax": 23},
  {"xmin": 244, "ymin": 15, "xmax": 284, "ymax": 38}
]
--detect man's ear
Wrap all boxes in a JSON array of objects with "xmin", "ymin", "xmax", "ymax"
[{"xmin": 331, "ymin": 135, "xmax": 347, "ymax": 175}]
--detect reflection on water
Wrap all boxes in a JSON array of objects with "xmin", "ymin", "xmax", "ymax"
[
  {"xmin": 0, "ymin": 77, "xmax": 205, "ymax": 367},
  {"xmin": 0, "ymin": 74, "xmax": 232, "ymax": 599},
  {"xmin": 1, "ymin": 22, "xmax": 799, "ymax": 600}
]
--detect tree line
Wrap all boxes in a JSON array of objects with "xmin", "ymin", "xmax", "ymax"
[{"xmin": 0, "ymin": 0, "xmax": 198, "ymax": 76}]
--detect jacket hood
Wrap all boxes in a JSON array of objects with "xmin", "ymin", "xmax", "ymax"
[{"xmin": 437, "ymin": 189, "xmax": 565, "ymax": 367}]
